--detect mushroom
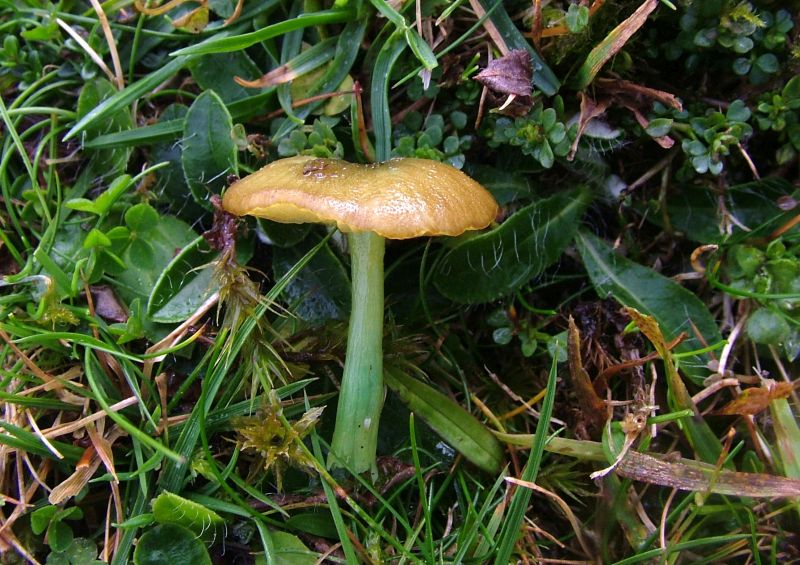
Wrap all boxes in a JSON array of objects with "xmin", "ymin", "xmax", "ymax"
[{"xmin": 223, "ymin": 155, "xmax": 498, "ymax": 477}]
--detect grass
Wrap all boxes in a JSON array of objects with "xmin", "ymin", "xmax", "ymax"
[{"xmin": 1, "ymin": 0, "xmax": 800, "ymax": 563}]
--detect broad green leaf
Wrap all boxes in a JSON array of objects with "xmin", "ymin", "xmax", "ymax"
[
  {"xmin": 258, "ymin": 219, "xmax": 312, "ymax": 247},
  {"xmin": 147, "ymin": 236, "xmax": 218, "ymax": 323},
  {"xmin": 181, "ymin": 90, "xmax": 238, "ymax": 207},
  {"xmin": 434, "ymin": 187, "xmax": 592, "ymax": 303},
  {"xmin": 272, "ymin": 237, "xmax": 350, "ymax": 325},
  {"xmin": 188, "ymin": 52, "xmax": 262, "ymax": 103},
  {"xmin": 148, "ymin": 235, "xmax": 253, "ymax": 323},
  {"xmin": 113, "ymin": 216, "xmax": 198, "ymax": 307},
  {"xmin": 284, "ymin": 513, "xmax": 338, "ymax": 539},
  {"xmin": 575, "ymin": 230, "xmax": 723, "ymax": 383},
  {"xmin": 133, "ymin": 524, "xmax": 211, "ymax": 565},
  {"xmin": 652, "ymin": 178, "xmax": 796, "ymax": 244},
  {"xmin": 384, "ymin": 368, "xmax": 503, "ymax": 473},
  {"xmin": 149, "ymin": 105, "xmax": 203, "ymax": 215},
  {"xmin": 151, "ymin": 492, "xmax": 224, "ymax": 541},
  {"xmin": 268, "ymin": 530, "xmax": 319, "ymax": 565},
  {"xmin": 468, "ymin": 164, "xmax": 533, "ymax": 205}
]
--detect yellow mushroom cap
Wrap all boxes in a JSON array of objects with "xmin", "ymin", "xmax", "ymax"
[{"xmin": 222, "ymin": 156, "xmax": 499, "ymax": 240}]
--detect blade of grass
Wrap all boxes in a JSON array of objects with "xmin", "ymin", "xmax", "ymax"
[
  {"xmin": 171, "ymin": 8, "xmax": 354, "ymax": 56},
  {"xmin": 84, "ymin": 349, "xmax": 185, "ymax": 463},
  {"xmin": 371, "ymin": 31, "xmax": 407, "ymax": 161},
  {"xmin": 64, "ymin": 55, "xmax": 192, "ymax": 141},
  {"xmin": 493, "ymin": 355, "xmax": 559, "ymax": 564}
]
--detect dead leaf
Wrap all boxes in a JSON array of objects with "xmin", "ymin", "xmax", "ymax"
[
  {"xmin": 91, "ymin": 286, "xmax": 127, "ymax": 323},
  {"xmin": 717, "ymin": 381, "xmax": 794, "ymax": 416},
  {"xmin": 172, "ymin": 5, "xmax": 209, "ymax": 34},
  {"xmin": 616, "ymin": 449, "xmax": 800, "ymax": 498},
  {"xmin": 568, "ymin": 93, "xmax": 611, "ymax": 160},
  {"xmin": 573, "ymin": 0, "xmax": 658, "ymax": 90},
  {"xmin": 235, "ymin": 62, "xmax": 305, "ymax": 89},
  {"xmin": 474, "ymin": 49, "xmax": 532, "ymax": 97},
  {"xmin": 567, "ymin": 316, "xmax": 608, "ymax": 433}
]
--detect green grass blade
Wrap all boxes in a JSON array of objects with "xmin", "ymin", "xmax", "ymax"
[
  {"xmin": 371, "ymin": 32, "xmax": 407, "ymax": 161},
  {"xmin": 64, "ymin": 56, "xmax": 191, "ymax": 141},
  {"xmin": 493, "ymin": 355, "xmax": 559, "ymax": 564},
  {"xmin": 171, "ymin": 9, "xmax": 354, "ymax": 57}
]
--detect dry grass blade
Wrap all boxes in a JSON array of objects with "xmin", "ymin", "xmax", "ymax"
[
  {"xmin": 468, "ymin": 0, "xmax": 509, "ymax": 55},
  {"xmin": 505, "ymin": 476, "xmax": 595, "ymax": 557},
  {"xmin": 572, "ymin": 0, "xmax": 658, "ymax": 90},
  {"xmin": 89, "ymin": 0, "xmax": 124, "ymax": 89},
  {"xmin": 616, "ymin": 449, "xmax": 800, "ymax": 497},
  {"xmin": 55, "ymin": 18, "xmax": 117, "ymax": 86}
]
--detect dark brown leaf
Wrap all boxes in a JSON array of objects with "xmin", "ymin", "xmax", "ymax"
[
  {"xmin": 474, "ymin": 49, "xmax": 532, "ymax": 97},
  {"xmin": 91, "ymin": 285, "xmax": 127, "ymax": 323}
]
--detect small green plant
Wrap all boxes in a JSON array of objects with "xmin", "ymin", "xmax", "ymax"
[
  {"xmin": 487, "ymin": 305, "xmax": 558, "ymax": 358},
  {"xmin": 755, "ymin": 75, "xmax": 800, "ymax": 164},
  {"xmin": 30, "ymin": 505, "xmax": 103, "ymax": 564},
  {"xmin": 723, "ymin": 239, "xmax": 799, "ymax": 358},
  {"xmin": 392, "ymin": 112, "xmax": 471, "ymax": 168},
  {"xmin": 651, "ymin": 99, "xmax": 753, "ymax": 176},
  {"xmin": 276, "ymin": 117, "xmax": 345, "ymax": 158},
  {"xmin": 662, "ymin": 2, "xmax": 794, "ymax": 85},
  {"xmin": 486, "ymin": 102, "xmax": 573, "ymax": 169}
]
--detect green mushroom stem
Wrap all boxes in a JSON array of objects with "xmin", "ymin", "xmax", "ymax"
[{"xmin": 328, "ymin": 231, "xmax": 385, "ymax": 478}]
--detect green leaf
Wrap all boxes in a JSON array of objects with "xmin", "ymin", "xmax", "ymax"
[
  {"xmin": 188, "ymin": 52, "xmax": 263, "ymax": 103},
  {"xmin": 746, "ymin": 308, "xmax": 790, "ymax": 345},
  {"xmin": 147, "ymin": 236, "xmax": 217, "ymax": 323},
  {"xmin": 83, "ymin": 229, "xmax": 111, "ymax": 249},
  {"xmin": 575, "ymin": 230, "xmax": 722, "ymax": 383},
  {"xmin": 434, "ymin": 187, "xmax": 592, "ymax": 303},
  {"xmin": 284, "ymin": 513, "xmax": 338, "ymax": 539},
  {"xmin": 782, "ymin": 75, "xmax": 800, "ymax": 101},
  {"xmin": 124, "ymin": 203, "xmax": 160, "ymax": 233},
  {"xmin": 133, "ymin": 524, "xmax": 212, "ymax": 565},
  {"xmin": 404, "ymin": 28, "xmax": 438, "ymax": 71},
  {"xmin": 566, "ymin": 4, "xmax": 590, "ymax": 33},
  {"xmin": 113, "ymin": 216, "xmax": 198, "ymax": 308},
  {"xmin": 272, "ymin": 237, "xmax": 350, "ymax": 325},
  {"xmin": 258, "ymin": 219, "xmax": 312, "ymax": 247},
  {"xmin": 151, "ymin": 492, "xmax": 224, "ymax": 541},
  {"xmin": 31, "ymin": 505, "xmax": 58, "ymax": 534},
  {"xmin": 645, "ymin": 118, "xmax": 674, "ymax": 138},
  {"xmin": 48, "ymin": 520, "xmax": 74, "ymax": 553},
  {"xmin": 651, "ymin": 178, "xmax": 796, "ymax": 244},
  {"xmin": 148, "ymin": 235, "xmax": 252, "ymax": 323},
  {"xmin": 384, "ymin": 368, "xmax": 503, "ymax": 473},
  {"xmin": 182, "ymin": 90, "xmax": 238, "ymax": 207},
  {"xmin": 269, "ymin": 530, "xmax": 319, "ymax": 564}
]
